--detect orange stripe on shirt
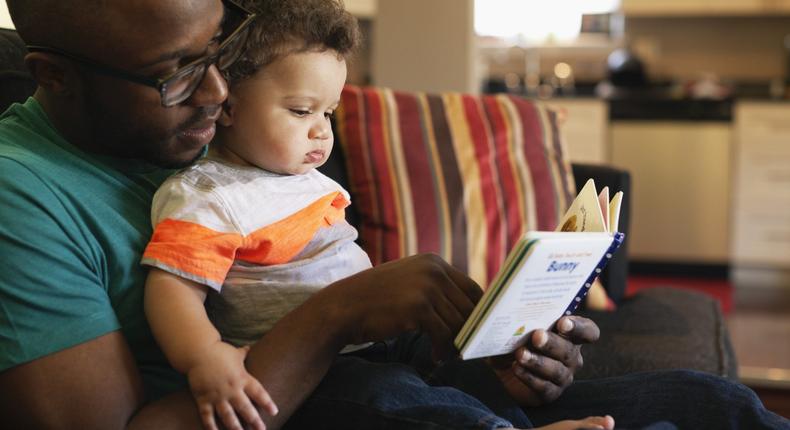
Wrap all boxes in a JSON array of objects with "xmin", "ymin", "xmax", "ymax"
[
  {"xmin": 239, "ymin": 192, "xmax": 348, "ymax": 265},
  {"xmin": 144, "ymin": 191, "xmax": 350, "ymax": 287},
  {"xmin": 143, "ymin": 219, "xmax": 242, "ymax": 286}
]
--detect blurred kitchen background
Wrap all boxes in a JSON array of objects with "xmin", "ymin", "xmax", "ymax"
[
  {"xmin": 2, "ymin": 0, "xmax": 789, "ymax": 416},
  {"xmin": 346, "ymin": 0, "xmax": 790, "ymax": 414}
]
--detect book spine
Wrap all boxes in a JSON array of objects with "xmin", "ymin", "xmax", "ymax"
[{"xmin": 561, "ymin": 232, "xmax": 625, "ymax": 316}]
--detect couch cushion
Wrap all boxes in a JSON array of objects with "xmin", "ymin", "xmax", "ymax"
[
  {"xmin": 334, "ymin": 85, "xmax": 577, "ymax": 287},
  {"xmin": 577, "ymin": 288, "xmax": 738, "ymax": 380},
  {"xmin": 0, "ymin": 29, "xmax": 36, "ymax": 112}
]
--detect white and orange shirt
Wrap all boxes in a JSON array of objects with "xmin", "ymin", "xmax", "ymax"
[{"xmin": 141, "ymin": 157, "xmax": 372, "ymax": 345}]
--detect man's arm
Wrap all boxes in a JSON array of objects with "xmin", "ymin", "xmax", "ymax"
[
  {"xmin": 0, "ymin": 254, "xmax": 483, "ymax": 430},
  {"xmin": 0, "ymin": 332, "xmax": 150, "ymax": 429}
]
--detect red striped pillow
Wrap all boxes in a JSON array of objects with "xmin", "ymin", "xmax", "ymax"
[{"xmin": 335, "ymin": 85, "xmax": 576, "ymax": 288}]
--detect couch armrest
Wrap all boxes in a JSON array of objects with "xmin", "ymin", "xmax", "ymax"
[{"xmin": 571, "ymin": 163, "xmax": 631, "ymax": 304}]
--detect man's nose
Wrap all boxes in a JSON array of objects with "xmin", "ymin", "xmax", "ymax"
[{"xmin": 186, "ymin": 64, "xmax": 228, "ymax": 108}]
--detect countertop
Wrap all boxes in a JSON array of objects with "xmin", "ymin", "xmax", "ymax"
[{"xmin": 484, "ymin": 79, "xmax": 790, "ymax": 122}]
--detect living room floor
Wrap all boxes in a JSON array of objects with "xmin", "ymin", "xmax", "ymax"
[
  {"xmin": 627, "ymin": 275, "xmax": 790, "ymax": 419},
  {"xmin": 728, "ymin": 284, "xmax": 790, "ymax": 418}
]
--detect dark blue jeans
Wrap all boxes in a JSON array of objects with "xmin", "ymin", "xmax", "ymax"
[{"xmin": 284, "ymin": 333, "xmax": 790, "ymax": 430}]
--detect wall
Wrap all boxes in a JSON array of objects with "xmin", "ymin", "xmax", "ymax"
[
  {"xmin": 372, "ymin": 0, "xmax": 478, "ymax": 93},
  {"xmin": 479, "ymin": 14, "xmax": 790, "ymax": 85},
  {"xmin": 626, "ymin": 16, "xmax": 790, "ymax": 81},
  {"xmin": 1, "ymin": 0, "xmax": 13, "ymax": 29}
]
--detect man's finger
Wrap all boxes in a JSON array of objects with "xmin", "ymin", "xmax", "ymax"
[
  {"xmin": 511, "ymin": 363, "xmax": 564, "ymax": 403},
  {"xmin": 437, "ymin": 274, "xmax": 479, "ymax": 323},
  {"xmin": 555, "ymin": 316, "xmax": 600, "ymax": 344},
  {"xmin": 531, "ymin": 329, "xmax": 581, "ymax": 370},
  {"xmin": 419, "ymin": 306, "xmax": 456, "ymax": 361},
  {"xmin": 442, "ymin": 260, "xmax": 484, "ymax": 304},
  {"xmin": 428, "ymin": 285, "xmax": 468, "ymax": 336},
  {"xmin": 515, "ymin": 346, "xmax": 574, "ymax": 387}
]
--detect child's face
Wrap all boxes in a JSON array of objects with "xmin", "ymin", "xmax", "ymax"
[{"xmin": 218, "ymin": 50, "xmax": 347, "ymax": 175}]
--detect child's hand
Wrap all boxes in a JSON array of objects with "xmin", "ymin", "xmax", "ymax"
[{"xmin": 187, "ymin": 342, "xmax": 278, "ymax": 430}]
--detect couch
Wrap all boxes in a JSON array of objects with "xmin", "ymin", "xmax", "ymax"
[
  {"xmin": 0, "ymin": 28, "xmax": 737, "ymax": 381},
  {"xmin": 323, "ymin": 85, "xmax": 737, "ymax": 380}
]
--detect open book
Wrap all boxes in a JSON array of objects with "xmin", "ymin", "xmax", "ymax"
[{"xmin": 454, "ymin": 179, "xmax": 625, "ymax": 360}]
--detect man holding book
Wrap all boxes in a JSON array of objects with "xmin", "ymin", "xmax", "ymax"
[{"xmin": 0, "ymin": 0, "xmax": 788, "ymax": 429}]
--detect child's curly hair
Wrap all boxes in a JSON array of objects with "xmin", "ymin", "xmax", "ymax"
[{"xmin": 226, "ymin": 0, "xmax": 361, "ymax": 85}]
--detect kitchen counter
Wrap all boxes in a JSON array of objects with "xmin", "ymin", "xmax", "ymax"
[
  {"xmin": 609, "ymin": 98, "xmax": 733, "ymax": 121},
  {"xmin": 484, "ymin": 78, "xmax": 790, "ymax": 122}
]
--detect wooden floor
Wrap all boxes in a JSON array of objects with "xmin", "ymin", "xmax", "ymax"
[
  {"xmin": 752, "ymin": 387, "xmax": 790, "ymax": 419},
  {"xmin": 627, "ymin": 275, "xmax": 790, "ymax": 419},
  {"xmin": 727, "ymin": 286, "xmax": 790, "ymax": 419}
]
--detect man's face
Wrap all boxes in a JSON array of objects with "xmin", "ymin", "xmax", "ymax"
[{"xmin": 75, "ymin": 0, "xmax": 228, "ymax": 168}]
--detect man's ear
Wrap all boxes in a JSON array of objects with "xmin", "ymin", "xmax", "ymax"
[
  {"xmin": 218, "ymin": 94, "xmax": 236, "ymax": 127},
  {"xmin": 24, "ymin": 53, "xmax": 78, "ymax": 97}
]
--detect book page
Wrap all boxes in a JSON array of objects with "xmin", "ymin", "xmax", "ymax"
[
  {"xmin": 457, "ymin": 232, "xmax": 615, "ymax": 360},
  {"xmin": 609, "ymin": 191, "xmax": 623, "ymax": 233},
  {"xmin": 557, "ymin": 179, "xmax": 606, "ymax": 233},
  {"xmin": 598, "ymin": 186, "xmax": 610, "ymax": 233}
]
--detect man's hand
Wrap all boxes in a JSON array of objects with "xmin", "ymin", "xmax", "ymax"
[
  {"xmin": 312, "ymin": 253, "xmax": 483, "ymax": 361},
  {"xmin": 490, "ymin": 315, "xmax": 600, "ymax": 407}
]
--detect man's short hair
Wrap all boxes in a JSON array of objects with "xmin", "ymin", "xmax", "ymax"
[
  {"xmin": 6, "ymin": 0, "xmax": 107, "ymax": 48},
  {"xmin": 226, "ymin": 0, "xmax": 361, "ymax": 85}
]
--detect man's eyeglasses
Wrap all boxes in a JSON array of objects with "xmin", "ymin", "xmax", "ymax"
[{"xmin": 26, "ymin": 0, "xmax": 256, "ymax": 107}]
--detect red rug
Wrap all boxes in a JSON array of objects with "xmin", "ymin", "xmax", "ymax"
[{"xmin": 626, "ymin": 276, "xmax": 734, "ymax": 314}]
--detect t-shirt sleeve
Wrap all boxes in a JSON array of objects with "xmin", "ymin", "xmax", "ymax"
[
  {"xmin": 0, "ymin": 159, "xmax": 121, "ymax": 371},
  {"xmin": 142, "ymin": 177, "xmax": 243, "ymax": 290}
]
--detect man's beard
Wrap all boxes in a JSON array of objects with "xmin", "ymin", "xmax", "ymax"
[{"xmin": 82, "ymin": 101, "xmax": 216, "ymax": 169}]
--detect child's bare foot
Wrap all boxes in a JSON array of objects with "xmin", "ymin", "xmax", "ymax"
[{"xmin": 505, "ymin": 415, "xmax": 615, "ymax": 430}]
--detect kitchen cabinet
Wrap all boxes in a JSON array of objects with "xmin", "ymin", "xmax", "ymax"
[
  {"xmin": 545, "ymin": 99, "xmax": 609, "ymax": 165},
  {"xmin": 610, "ymin": 121, "xmax": 732, "ymax": 263},
  {"xmin": 622, "ymin": 0, "xmax": 790, "ymax": 16},
  {"xmin": 770, "ymin": 0, "xmax": 790, "ymax": 12},
  {"xmin": 731, "ymin": 102, "xmax": 790, "ymax": 268}
]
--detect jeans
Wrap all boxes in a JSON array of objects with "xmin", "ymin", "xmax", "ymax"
[{"xmin": 284, "ymin": 332, "xmax": 790, "ymax": 430}]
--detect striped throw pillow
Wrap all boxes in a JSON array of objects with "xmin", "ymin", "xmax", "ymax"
[{"xmin": 335, "ymin": 85, "xmax": 576, "ymax": 288}]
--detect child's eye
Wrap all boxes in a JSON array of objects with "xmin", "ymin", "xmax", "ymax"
[
  {"xmin": 290, "ymin": 109, "xmax": 310, "ymax": 117},
  {"xmin": 324, "ymin": 111, "xmax": 335, "ymax": 120}
]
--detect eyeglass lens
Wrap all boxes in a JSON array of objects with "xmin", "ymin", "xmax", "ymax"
[{"xmin": 161, "ymin": 4, "xmax": 250, "ymax": 106}]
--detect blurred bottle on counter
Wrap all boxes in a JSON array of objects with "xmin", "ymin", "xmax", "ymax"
[{"xmin": 606, "ymin": 48, "xmax": 647, "ymax": 88}]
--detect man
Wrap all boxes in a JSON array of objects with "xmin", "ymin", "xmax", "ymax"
[
  {"xmin": 1, "ymin": 1, "xmax": 787, "ymax": 429},
  {"xmin": 0, "ymin": 1, "xmax": 600, "ymax": 428}
]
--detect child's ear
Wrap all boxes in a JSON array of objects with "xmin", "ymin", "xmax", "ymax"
[{"xmin": 218, "ymin": 96, "xmax": 235, "ymax": 127}]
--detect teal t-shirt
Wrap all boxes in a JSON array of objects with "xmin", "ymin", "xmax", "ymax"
[{"xmin": 0, "ymin": 98, "xmax": 185, "ymax": 400}]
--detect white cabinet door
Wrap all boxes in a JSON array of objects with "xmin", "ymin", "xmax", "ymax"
[
  {"xmin": 622, "ymin": 0, "xmax": 769, "ymax": 15},
  {"xmin": 545, "ymin": 99, "xmax": 609, "ymax": 165},
  {"xmin": 611, "ymin": 121, "xmax": 732, "ymax": 263},
  {"xmin": 769, "ymin": 0, "xmax": 790, "ymax": 12},
  {"xmin": 731, "ymin": 102, "xmax": 790, "ymax": 267}
]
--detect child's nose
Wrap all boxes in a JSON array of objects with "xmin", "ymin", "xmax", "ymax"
[{"xmin": 310, "ymin": 120, "xmax": 331, "ymax": 140}]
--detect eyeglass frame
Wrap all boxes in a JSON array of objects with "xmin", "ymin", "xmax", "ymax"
[{"xmin": 26, "ymin": 0, "xmax": 256, "ymax": 107}]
